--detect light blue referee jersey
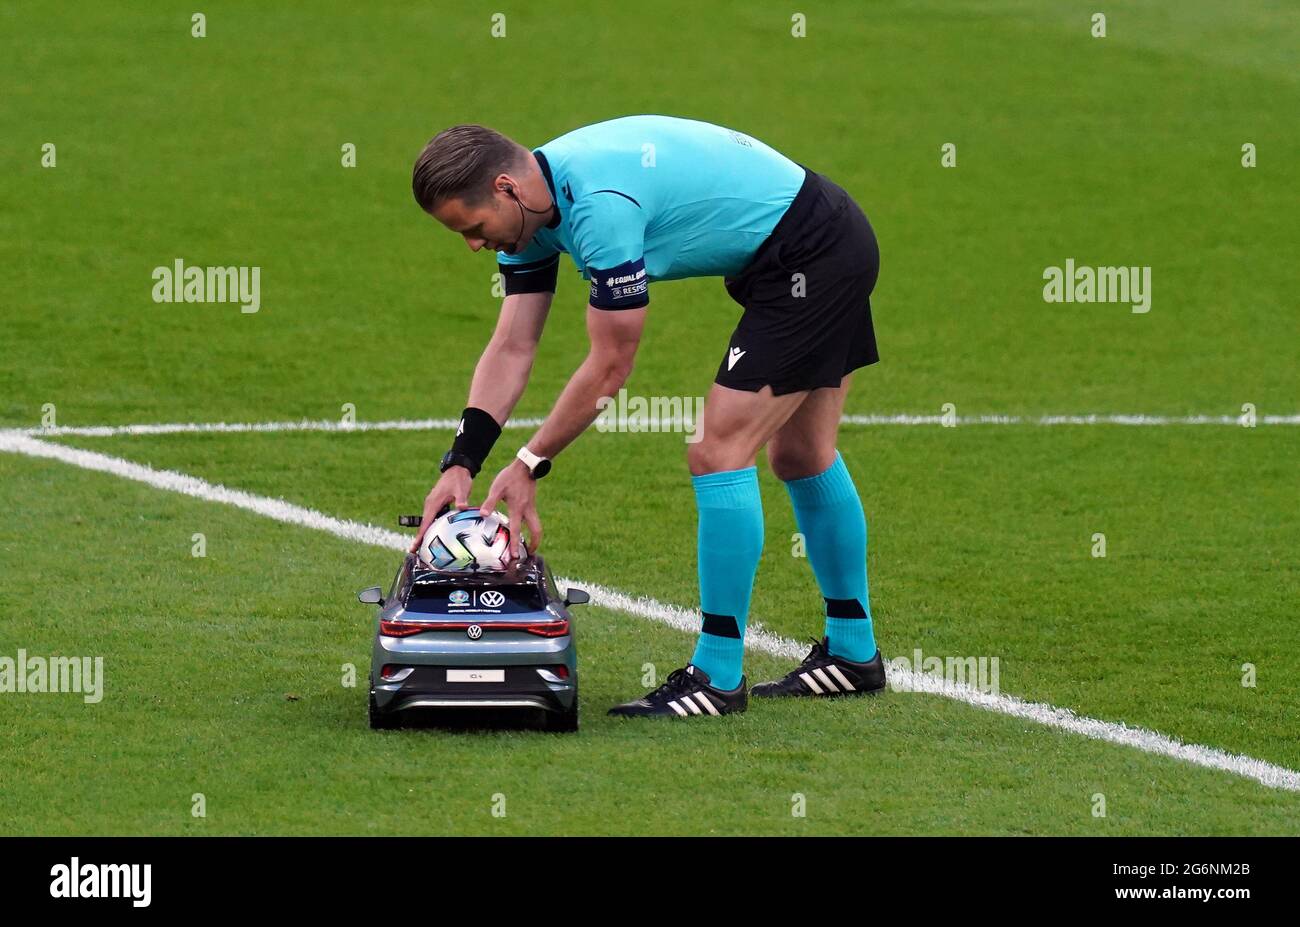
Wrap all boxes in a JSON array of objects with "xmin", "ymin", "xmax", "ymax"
[{"xmin": 497, "ymin": 115, "xmax": 807, "ymax": 309}]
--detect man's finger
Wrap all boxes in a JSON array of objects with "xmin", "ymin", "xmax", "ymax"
[
  {"xmin": 410, "ymin": 515, "xmax": 433, "ymax": 553},
  {"xmin": 410, "ymin": 491, "xmax": 451, "ymax": 553},
  {"xmin": 505, "ymin": 512, "xmax": 521, "ymax": 560},
  {"xmin": 525, "ymin": 509, "xmax": 543, "ymax": 555}
]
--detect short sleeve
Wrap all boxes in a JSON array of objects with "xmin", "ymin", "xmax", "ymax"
[
  {"xmin": 570, "ymin": 192, "xmax": 650, "ymax": 310},
  {"xmin": 497, "ymin": 237, "xmax": 560, "ymax": 296}
]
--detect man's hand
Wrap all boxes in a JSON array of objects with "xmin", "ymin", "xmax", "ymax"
[
  {"xmin": 480, "ymin": 459, "xmax": 542, "ymax": 560},
  {"xmin": 408, "ymin": 466, "xmax": 474, "ymax": 553}
]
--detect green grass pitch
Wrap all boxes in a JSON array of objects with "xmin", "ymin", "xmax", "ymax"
[{"xmin": 1, "ymin": 1, "xmax": 1297, "ymax": 834}]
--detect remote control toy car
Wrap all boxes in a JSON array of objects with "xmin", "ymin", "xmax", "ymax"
[{"xmin": 358, "ymin": 513, "xmax": 588, "ymax": 732}]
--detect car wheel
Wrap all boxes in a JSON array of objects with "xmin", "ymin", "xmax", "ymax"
[
  {"xmin": 544, "ymin": 695, "xmax": 579, "ymax": 733},
  {"xmin": 368, "ymin": 690, "xmax": 399, "ymax": 730}
]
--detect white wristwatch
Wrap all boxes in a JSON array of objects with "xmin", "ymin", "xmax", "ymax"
[{"xmin": 516, "ymin": 445, "xmax": 552, "ymax": 479}]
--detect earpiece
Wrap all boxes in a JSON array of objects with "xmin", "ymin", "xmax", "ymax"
[{"xmin": 503, "ymin": 181, "xmax": 554, "ymax": 254}]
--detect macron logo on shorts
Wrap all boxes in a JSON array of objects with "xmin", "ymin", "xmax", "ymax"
[{"xmin": 727, "ymin": 346, "xmax": 746, "ymax": 370}]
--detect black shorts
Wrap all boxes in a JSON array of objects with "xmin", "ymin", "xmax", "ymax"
[{"xmin": 714, "ymin": 168, "xmax": 880, "ymax": 395}]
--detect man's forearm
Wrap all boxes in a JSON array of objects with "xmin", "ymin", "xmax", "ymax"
[
  {"xmin": 526, "ymin": 353, "xmax": 630, "ymax": 459},
  {"xmin": 466, "ymin": 339, "xmax": 535, "ymax": 425}
]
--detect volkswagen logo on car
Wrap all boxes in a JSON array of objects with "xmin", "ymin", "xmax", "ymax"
[
  {"xmin": 466, "ymin": 624, "xmax": 483, "ymax": 640},
  {"xmin": 480, "ymin": 590, "xmax": 505, "ymax": 608}
]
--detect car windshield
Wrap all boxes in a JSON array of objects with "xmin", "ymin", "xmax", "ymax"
[{"xmin": 404, "ymin": 583, "xmax": 547, "ymax": 616}]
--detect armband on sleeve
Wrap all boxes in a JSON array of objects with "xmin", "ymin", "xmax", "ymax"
[
  {"xmin": 499, "ymin": 255, "xmax": 560, "ymax": 295},
  {"xmin": 588, "ymin": 258, "xmax": 649, "ymax": 310}
]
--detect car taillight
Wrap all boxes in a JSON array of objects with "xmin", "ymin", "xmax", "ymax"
[
  {"xmin": 549, "ymin": 665, "xmax": 569, "ymax": 679},
  {"xmin": 515, "ymin": 618, "xmax": 569, "ymax": 638},
  {"xmin": 379, "ymin": 618, "xmax": 569, "ymax": 638},
  {"xmin": 379, "ymin": 619, "xmax": 426, "ymax": 637}
]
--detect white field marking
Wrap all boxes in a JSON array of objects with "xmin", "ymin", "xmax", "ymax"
[
  {"xmin": 2, "ymin": 417, "xmax": 508, "ymax": 438},
  {"xmin": 7, "ymin": 412, "xmax": 1300, "ymax": 438},
  {"xmin": 845, "ymin": 413, "xmax": 1300, "ymax": 426},
  {"xmin": 0, "ymin": 433, "xmax": 406, "ymax": 549},
  {"xmin": 3, "ymin": 431, "xmax": 1299, "ymax": 794}
]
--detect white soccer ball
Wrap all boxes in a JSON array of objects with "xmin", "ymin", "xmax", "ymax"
[{"xmin": 418, "ymin": 508, "xmax": 514, "ymax": 572}]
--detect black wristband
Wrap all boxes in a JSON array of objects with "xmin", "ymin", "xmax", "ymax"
[
  {"xmin": 439, "ymin": 450, "xmax": 480, "ymax": 478},
  {"xmin": 449, "ymin": 407, "xmax": 502, "ymax": 472}
]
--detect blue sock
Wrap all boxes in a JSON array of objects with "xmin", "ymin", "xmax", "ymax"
[
  {"xmin": 784, "ymin": 451, "xmax": 878, "ymax": 662},
  {"xmin": 689, "ymin": 466, "xmax": 763, "ymax": 690}
]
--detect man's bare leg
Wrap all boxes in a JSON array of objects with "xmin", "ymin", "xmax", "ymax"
[
  {"xmin": 607, "ymin": 382, "xmax": 809, "ymax": 717},
  {"xmin": 687, "ymin": 382, "xmax": 809, "ymax": 476},
  {"xmin": 766, "ymin": 374, "xmax": 853, "ymax": 480},
  {"xmin": 664, "ymin": 383, "xmax": 810, "ymax": 693},
  {"xmin": 762, "ymin": 374, "xmax": 882, "ymax": 680},
  {"xmin": 608, "ymin": 376, "xmax": 883, "ymax": 714}
]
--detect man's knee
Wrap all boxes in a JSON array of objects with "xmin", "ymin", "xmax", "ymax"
[
  {"xmin": 767, "ymin": 441, "xmax": 836, "ymax": 481},
  {"xmin": 687, "ymin": 435, "xmax": 753, "ymax": 476}
]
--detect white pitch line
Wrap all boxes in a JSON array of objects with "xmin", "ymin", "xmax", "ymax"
[
  {"xmin": 5, "ymin": 412, "xmax": 1299, "ymax": 438},
  {"xmin": 843, "ymin": 413, "xmax": 1300, "ymax": 426},
  {"xmin": 0, "ymin": 418, "xmax": 506, "ymax": 438},
  {"xmin": 2, "ymin": 430, "xmax": 1298, "ymax": 794}
]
